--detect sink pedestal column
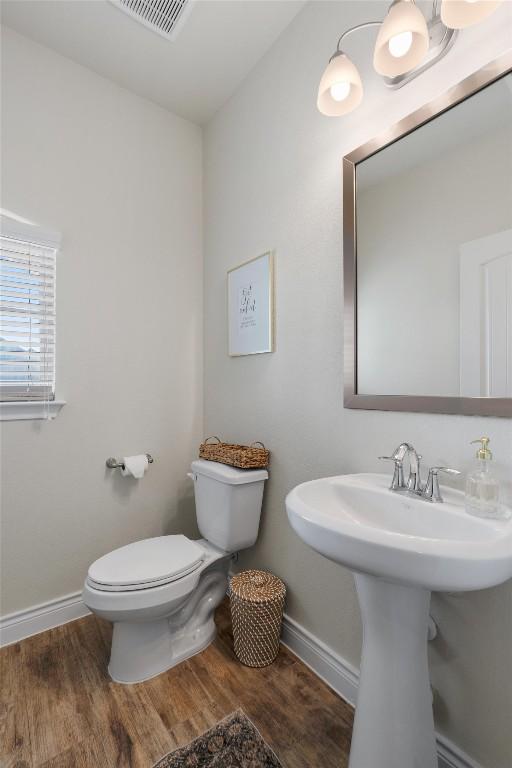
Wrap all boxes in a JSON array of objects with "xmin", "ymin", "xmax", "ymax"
[{"xmin": 350, "ymin": 573, "xmax": 436, "ymax": 768}]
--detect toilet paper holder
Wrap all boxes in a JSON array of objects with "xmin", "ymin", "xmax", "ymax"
[{"xmin": 106, "ymin": 454, "xmax": 154, "ymax": 470}]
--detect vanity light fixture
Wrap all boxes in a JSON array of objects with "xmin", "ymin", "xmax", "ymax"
[
  {"xmin": 317, "ymin": 49, "xmax": 364, "ymax": 116},
  {"xmin": 441, "ymin": 0, "xmax": 503, "ymax": 29},
  {"xmin": 317, "ymin": 0, "xmax": 503, "ymax": 116},
  {"xmin": 374, "ymin": 0, "xmax": 430, "ymax": 77}
]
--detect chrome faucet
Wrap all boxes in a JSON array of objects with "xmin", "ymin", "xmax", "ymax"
[
  {"xmin": 379, "ymin": 443, "xmax": 460, "ymax": 503},
  {"xmin": 379, "ymin": 442, "xmax": 422, "ymax": 492}
]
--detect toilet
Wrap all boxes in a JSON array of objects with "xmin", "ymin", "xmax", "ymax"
[{"xmin": 82, "ymin": 459, "xmax": 268, "ymax": 684}]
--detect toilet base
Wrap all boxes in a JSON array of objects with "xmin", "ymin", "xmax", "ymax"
[
  {"xmin": 107, "ymin": 564, "xmax": 228, "ymax": 684},
  {"xmin": 108, "ymin": 618, "xmax": 217, "ymax": 684}
]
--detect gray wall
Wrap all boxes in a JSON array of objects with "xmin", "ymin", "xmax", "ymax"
[
  {"xmin": 357, "ymin": 125, "xmax": 512, "ymax": 396},
  {"xmin": 204, "ymin": 2, "xmax": 512, "ymax": 766},
  {"xmin": 0, "ymin": 28, "xmax": 203, "ymax": 615}
]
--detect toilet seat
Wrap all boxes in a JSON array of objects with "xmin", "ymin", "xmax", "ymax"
[{"xmin": 87, "ymin": 535, "xmax": 205, "ymax": 592}]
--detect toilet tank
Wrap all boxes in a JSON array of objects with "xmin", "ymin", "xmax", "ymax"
[{"xmin": 190, "ymin": 459, "xmax": 268, "ymax": 552}]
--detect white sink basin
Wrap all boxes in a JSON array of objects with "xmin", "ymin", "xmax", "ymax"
[
  {"xmin": 286, "ymin": 472, "xmax": 512, "ymax": 592},
  {"xmin": 286, "ymin": 472, "xmax": 512, "ymax": 768}
]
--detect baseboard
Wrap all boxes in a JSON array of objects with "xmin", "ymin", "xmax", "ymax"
[
  {"xmin": 281, "ymin": 612, "xmax": 359, "ymax": 707},
  {"xmin": 281, "ymin": 613, "xmax": 483, "ymax": 768},
  {"xmin": 0, "ymin": 592, "xmax": 484, "ymax": 768},
  {"xmin": 0, "ymin": 591, "xmax": 90, "ymax": 647},
  {"xmin": 435, "ymin": 738, "xmax": 485, "ymax": 768}
]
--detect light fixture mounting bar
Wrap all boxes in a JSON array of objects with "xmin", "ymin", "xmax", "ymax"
[{"xmin": 335, "ymin": 21, "xmax": 382, "ymax": 54}]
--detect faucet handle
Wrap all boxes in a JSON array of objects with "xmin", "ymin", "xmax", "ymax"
[
  {"xmin": 423, "ymin": 467, "xmax": 461, "ymax": 503},
  {"xmin": 379, "ymin": 456, "xmax": 405, "ymax": 490}
]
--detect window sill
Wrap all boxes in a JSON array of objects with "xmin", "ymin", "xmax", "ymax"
[{"xmin": 0, "ymin": 400, "xmax": 66, "ymax": 422}]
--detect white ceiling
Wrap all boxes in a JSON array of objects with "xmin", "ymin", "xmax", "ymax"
[{"xmin": 0, "ymin": 0, "xmax": 306, "ymax": 124}]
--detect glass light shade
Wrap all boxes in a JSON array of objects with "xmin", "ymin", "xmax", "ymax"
[
  {"xmin": 330, "ymin": 81, "xmax": 351, "ymax": 102},
  {"xmin": 317, "ymin": 52, "xmax": 363, "ymax": 116},
  {"xmin": 388, "ymin": 30, "xmax": 413, "ymax": 57},
  {"xmin": 441, "ymin": 0, "xmax": 502, "ymax": 29},
  {"xmin": 373, "ymin": 0, "xmax": 429, "ymax": 77}
]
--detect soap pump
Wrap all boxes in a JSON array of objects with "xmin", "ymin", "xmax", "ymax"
[{"xmin": 465, "ymin": 437, "xmax": 507, "ymax": 520}]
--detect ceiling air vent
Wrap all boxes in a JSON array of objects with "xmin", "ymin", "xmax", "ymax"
[{"xmin": 110, "ymin": 0, "xmax": 194, "ymax": 41}]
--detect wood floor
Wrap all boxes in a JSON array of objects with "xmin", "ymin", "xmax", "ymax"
[{"xmin": 0, "ymin": 599, "xmax": 354, "ymax": 768}]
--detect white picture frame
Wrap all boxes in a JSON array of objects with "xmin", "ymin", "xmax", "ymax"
[{"xmin": 227, "ymin": 251, "xmax": 274, "ymax": 357}]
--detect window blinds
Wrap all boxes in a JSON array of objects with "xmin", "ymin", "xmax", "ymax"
[{"xmin": 0, "ymin": 234, "xmax": 57, "ymax": 402}]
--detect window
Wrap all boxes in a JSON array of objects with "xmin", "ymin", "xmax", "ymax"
[{"xmin": 0, "ymin": 217, "xmax": 59, "ymax": 409}]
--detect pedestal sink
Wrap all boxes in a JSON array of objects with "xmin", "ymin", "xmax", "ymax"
[{"xmin": 286, "ymin": 473, "xmax": 512, "ymax": 768}]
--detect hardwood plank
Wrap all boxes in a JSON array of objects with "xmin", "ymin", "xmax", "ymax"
[
  {"xmin": 37, "ymin": 736, "xmax": 110, "ymax": 768},
  {"xmin": 188, "ymin": 637, "xmax": 305, "ymax": 757},
  {"xmin": 164, "ymin": 708, "xmax": 226, "ymax": 753},
  {"xmin": 19, "ymin": 624, "xmax": 92, "ymax": 765},
  {"xmin": 144, "ymin": 653, "xmax": 212, "ymax": 726},
  {"xmin": 67, "ymin": 617, "xmax": 173, "ymax": 767},
  {"xmin": 0, "ymin": 641, "xmax": 33, "ymax": 768},
  {"xmin": 108, "ymin": 683, "xmax": 174, "ymax": 767},
  {"xmin": 184, "ymin": 645, "xmax": 244, "ymax": 716},
  {"xmin": 0, "ymin": 599, "xmax": 354, "ymax": 768}
]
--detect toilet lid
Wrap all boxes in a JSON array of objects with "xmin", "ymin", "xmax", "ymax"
[{"xmin": 87, "ymin": 535, "xmax": 205, "ymax": 591}]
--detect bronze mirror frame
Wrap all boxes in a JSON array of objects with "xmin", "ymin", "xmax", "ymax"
[{"xmin": 343, "ymin": 51, "xmax": 512, "ymax": 418}]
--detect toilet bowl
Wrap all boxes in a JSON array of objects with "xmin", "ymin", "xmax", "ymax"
[{"xmin": 82, "ymin": 459, "xmax": 268, "ymax": 683}]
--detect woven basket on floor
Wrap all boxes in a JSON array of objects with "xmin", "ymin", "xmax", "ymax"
[
  {"xmin": 199, "ymin": 436, "xmax": 269, "ymax": 469},
  {"xmin": 230, "ymin": 570, "xmax": 286, "ymax": 668}
]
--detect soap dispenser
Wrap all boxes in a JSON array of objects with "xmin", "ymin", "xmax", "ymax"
[{"xmin": 465, "ymin": 437, "xmax": 507, "ymax": 520}]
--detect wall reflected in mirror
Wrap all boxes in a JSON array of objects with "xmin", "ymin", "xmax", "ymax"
[{"xmin": 356, "ymin": 72, "xmax": 512, "ymax": 399}]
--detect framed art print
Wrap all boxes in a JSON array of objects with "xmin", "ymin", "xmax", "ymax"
[{"xmin": 228, "ymin": 251, "xmax": 274, "ymax": 356}]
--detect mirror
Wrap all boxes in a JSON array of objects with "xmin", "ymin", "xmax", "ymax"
[{"xmin": 343, "ymin": 54, "xmax": 512, "ymax": 417}]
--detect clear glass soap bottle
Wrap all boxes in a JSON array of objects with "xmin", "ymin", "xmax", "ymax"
[{"xmin": 465, "ymin": 437, "xmax": 508, "ymax": 520}]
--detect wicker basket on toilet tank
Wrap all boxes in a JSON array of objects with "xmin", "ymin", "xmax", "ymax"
[
  {"xmin": 199, "ymin": 437, "xmax": 269, "ymax": 469},
  {"xmin": 229, "ymin": 570, "xmax": 286, "ymax": 668}
]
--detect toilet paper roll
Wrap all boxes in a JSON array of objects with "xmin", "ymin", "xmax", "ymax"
[{"xmin": 121, "ymin": 455, "xmax": 148, "ymax": 479}]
